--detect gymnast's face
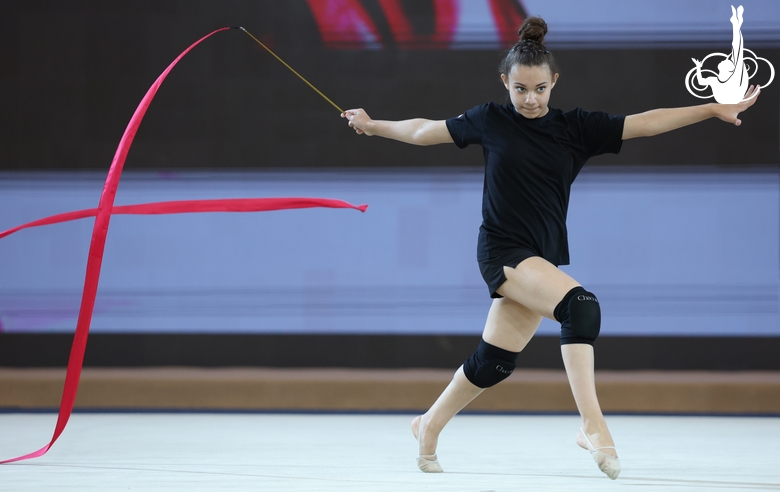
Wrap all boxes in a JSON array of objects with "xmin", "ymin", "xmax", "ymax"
[{"xmin": 501, "ymin": 64, "xmax": 558, "ymax": 119}]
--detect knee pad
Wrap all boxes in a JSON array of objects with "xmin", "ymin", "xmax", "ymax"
[
  {"xmin": 554, "ymin": 286, "xmax": 601, "ymax": 345},
  {"xmin": 462, "ymin": 339, "xmax": 519, "ymax": 388}
]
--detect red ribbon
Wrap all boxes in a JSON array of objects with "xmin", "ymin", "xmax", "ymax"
[
  {"xmin": 0, "ymin": 28, "xmax": 366, "ymax": 464},
  {"xmin": 0, "ymin": 197, "xmax": 367, "ymax": 241}
]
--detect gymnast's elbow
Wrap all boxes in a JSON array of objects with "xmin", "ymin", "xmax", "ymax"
[
  {"xmin": 410, "ymin": 120, "xmax": 453, "ymax": 146},
  {"xmin": 410, "ymin": 134, "xmax": 436, "ymax": 146}
]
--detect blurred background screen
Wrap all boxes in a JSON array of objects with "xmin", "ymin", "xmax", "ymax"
[{"xmin": 1, "ymin": 0, "xmax": 778, "ymax": 337}]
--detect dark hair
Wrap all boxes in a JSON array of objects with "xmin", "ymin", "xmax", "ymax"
[{"xmin": 499, "ymin": 17, "xmax": 559, "ymax": 76}]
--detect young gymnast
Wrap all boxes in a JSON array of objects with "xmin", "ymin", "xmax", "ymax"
[{"xmin": 342, "ymin": 16, "xmax": 760, "ymax": 480}]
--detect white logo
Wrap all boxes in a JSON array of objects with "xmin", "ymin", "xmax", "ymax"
[
  {"xmin": 495, "ymin": 365, "xmax": 511, "ymax": 374},
  {"xmin": 685, "ymin": 5, "xmax": 774, "ymax": 104}
]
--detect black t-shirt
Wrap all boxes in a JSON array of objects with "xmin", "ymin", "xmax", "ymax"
[{"xmin": 446, "ymin": 102, "xmax": 625, "ymax": 266}]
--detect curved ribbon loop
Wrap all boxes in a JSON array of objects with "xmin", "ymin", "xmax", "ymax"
[{"xmin": 0, "ymin": 28, "xmax": 365, "ymax": 464}]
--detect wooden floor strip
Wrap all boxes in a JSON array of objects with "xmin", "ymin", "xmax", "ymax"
[{"xmin": 1, "ymin": 368, "xmax": 779, "ymax": 414}]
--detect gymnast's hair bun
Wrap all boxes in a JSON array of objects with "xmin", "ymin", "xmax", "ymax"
[{"xmin": 518, "ymin": 17, "xmax": 548, "ymax": 45}]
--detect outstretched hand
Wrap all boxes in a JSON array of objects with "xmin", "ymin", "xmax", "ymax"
[
  {"xmin": 341, "ymin": 109, "xmax": 373, "ymax": 135},
  {"xmin": 713, "ymin": 85, "xmax": 761, "ymax": 126}
]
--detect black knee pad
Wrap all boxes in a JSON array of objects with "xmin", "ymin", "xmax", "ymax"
[
  {"xmin": 554, "ymin": 286, "xmax": 601, "ymax": 345},
  {"xmin": 462, "ymin": 339, "xmax": 519, "ymax": 388}
]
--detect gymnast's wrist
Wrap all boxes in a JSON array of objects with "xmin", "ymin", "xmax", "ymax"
[{"xmin": 364, "ymin": 119, "xmax": 380, "ymax": 136}]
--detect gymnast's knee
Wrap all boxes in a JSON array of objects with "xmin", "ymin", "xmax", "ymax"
[
  {"xmin": 554, "ymin": 286, "xmax": 601, "ymax": 346},
  {"xmin": 462, "ymin": 339, "xmax": 520, "ymax": 388}
]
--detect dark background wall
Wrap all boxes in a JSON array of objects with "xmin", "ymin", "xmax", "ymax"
[
  {"xmin": 1, "ymin": 0, "xmax": 778, "ymax": 172},
  {"xmin": 3, "ymin": 334, "xmax": 780, "ymax": 370}
]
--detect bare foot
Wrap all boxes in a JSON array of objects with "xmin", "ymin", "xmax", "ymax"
[{"xmin": 411, "ymin": 414, "xmax": 439, "ymax": 457}]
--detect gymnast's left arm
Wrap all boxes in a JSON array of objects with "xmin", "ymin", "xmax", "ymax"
[{"xmin": 621, "ymin": 85, "xmax": 761, "ymax": 140}]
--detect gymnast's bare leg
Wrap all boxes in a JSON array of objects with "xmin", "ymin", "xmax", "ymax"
[
  {"xmin": 499, "ymin": 258, "xmax": 617, "ymax": 461},
  {"xmin": 412, "ymin": 256, "xmax": 617, "ymax": 476},
  {"xmin": 411, "ymin": 289, "xmax": 542, "ymax": 469}
]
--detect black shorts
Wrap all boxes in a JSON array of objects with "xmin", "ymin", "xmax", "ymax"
[{"xmin": 478, "ymin": 247, "xmax": 540, "ymax": 299}]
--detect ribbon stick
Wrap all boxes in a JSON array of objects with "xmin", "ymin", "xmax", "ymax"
[
  {"xmin": 1, "ymin": 28, "xmax": 364, "ymax": 464},
  {"xmin": 239, "ymin": 27, "xmax": 344, "ymax": 113}
]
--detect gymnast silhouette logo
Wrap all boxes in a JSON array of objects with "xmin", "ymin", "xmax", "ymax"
[{"xmin": 685, "ymin": 5, "xmax": 774, "ymax": 104}]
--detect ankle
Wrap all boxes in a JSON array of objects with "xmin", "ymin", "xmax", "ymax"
[
  {"xmin": 581, "ymin": 414, "xmax": 605, "ymax": 428},
  {"xmin": 419, "ymin": 413, "xmax": 444, "ymax": 434},
  {"xmin": 581, "ymin": 419, "xmax": 609, "ymax": 437}
]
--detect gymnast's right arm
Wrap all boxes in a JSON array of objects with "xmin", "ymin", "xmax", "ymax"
[{"xmin": 341, "ymin": 109, "xmax": 454, "ymax": 146}]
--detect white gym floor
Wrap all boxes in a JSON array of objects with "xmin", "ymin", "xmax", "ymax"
[{"xmin": 1, "ymin": 412, "xmax": 779, "ymax": 491}]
